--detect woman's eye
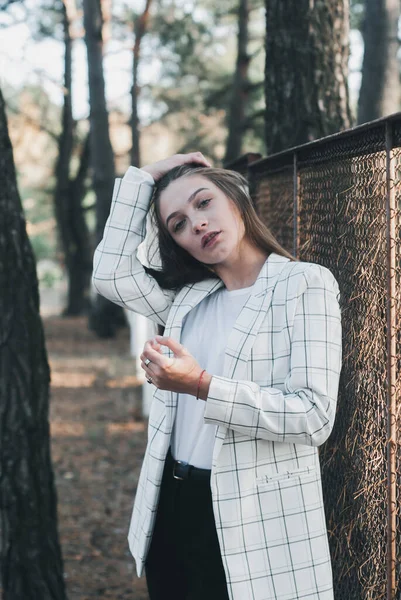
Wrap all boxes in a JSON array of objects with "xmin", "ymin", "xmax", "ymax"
[
  {"xmin": 174, "ymin": 219, "xmax": 185, "ymax": 232},
  {"xmin": 172, "ymin": 199, "xmax": 210, "ymax": 233}
]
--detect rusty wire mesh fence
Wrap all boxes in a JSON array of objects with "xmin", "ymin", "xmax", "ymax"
[{"xmin": 226, "ymin": 114, "xmax": 401, "ymax": 600}]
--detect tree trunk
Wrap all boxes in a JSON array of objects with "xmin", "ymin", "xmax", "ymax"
[
  {"xmin": 66, "ymin": 133, "xmax": 92, "ymax": 315},
  {"xmin": 83, "ymin": 0, "xmax": 115, "ymax": 243},
  {"xmin": 357, "ymin": 0, "xmax": 400, "ymax": 124},
  {"xmin": 55, "ymin": 2, "xmax": 92, "ymax": 316},
  {"xmin": 83, "ymin": 0, "xmax": 124, "ymax": 337},
  {"xmin": 224, "ymin": 0, "xmax": 250, "ymax": 164},
  {"xmin": 54, "ymin": 2, "xmax": 74, "ymax": 308},
  {"xmin": 131, "ymin": 0, "xmax": 152, "ymax": 167},
  {"xmin": 264, "ymin": 0, "xmax": 352, "ymax": 154},
  {"xmin": 0, "ymin": 88, "xmax": 67, "ymax": 599}
]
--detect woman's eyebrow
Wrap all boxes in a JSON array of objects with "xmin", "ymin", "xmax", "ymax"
[{"xmin": 165, "ymin": 187, "xmax": 209, "ymax": 227}]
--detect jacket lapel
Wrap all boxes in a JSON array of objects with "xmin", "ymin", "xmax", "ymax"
[
  {"xmin": 163, "ymin": 277, "xmax": 224, "ymax": 431},
  {"xmin": 212, "ymin": 252, "xmax": 291, "ymax": 463},
  {"xmin": 162, "ymin": 252, "xmax": 291, "ymax": 449},
  {"xmin": 222, "ymin": 252, "xmax": 290, "ymax": 380},
  {"xmin": 165, "ymin": 277, "xmax": 224, "ymax": 344}
]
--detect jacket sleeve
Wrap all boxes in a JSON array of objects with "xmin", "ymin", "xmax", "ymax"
[
  {"xmin": 92, "ymin": 167, "xmax": 175, "ymax": 326},
  {"xmin": 203, "ymin": 264, "xmax": 343, "ymax": 447}
]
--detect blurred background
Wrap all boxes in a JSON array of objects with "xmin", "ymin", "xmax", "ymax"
[{"xmin": 1, "ymin": 0, "xmax": 381, "ymax": 321}]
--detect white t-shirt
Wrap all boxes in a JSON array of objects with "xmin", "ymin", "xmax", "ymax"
[{"xmin": 171, "ymin": 283, "xmax": 254, "ymax": 469}]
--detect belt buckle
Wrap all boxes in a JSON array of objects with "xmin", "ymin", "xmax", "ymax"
[{"xmin": 173, "ymin": 460, "xmax": 189, "ymax": 480}]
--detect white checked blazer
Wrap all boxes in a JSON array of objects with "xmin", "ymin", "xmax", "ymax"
[{"xmin": 92, "ymin": 168, "xmax": 343, "ymax": 600}]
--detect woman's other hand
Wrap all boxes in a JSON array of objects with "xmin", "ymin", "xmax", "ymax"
[
  {"xmin": 140, "ymin": 335, "xmax": 210, "ymax": 398},
  {"xmin": 141, "ymin": 152, "xmax": 211, "ymax": 182}
]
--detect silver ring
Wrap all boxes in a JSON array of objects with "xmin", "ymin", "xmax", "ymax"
[
  {"xmin": 146, "ymin": 377, "xmax": 153, "ymax": 384},
  {"xmin": 144, "ymin": 358, "xmax": 151, "ymax": 367}
]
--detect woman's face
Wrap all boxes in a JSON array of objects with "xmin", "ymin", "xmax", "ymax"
[{"xmin": 158, "ymin": 175, "xmax": 246, "ymax": 265}]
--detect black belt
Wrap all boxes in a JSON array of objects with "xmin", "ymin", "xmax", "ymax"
[{"xmin": 166, "ymin": 447, "xmax": 211, "ymax": 482}]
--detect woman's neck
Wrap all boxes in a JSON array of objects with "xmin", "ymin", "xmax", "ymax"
[{"xmin": 212, "ymin": 243, "xmax": 270, "ymax": 291}]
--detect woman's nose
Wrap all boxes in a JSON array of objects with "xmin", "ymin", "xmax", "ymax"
[{"xmin": 193, "ymin": 219, "xmax": 208, "ymax": 233}]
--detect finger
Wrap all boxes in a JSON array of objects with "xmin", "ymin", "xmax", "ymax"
[
  {"xmin": 143, "ymin": 340, "xmax": 162, "ymax": 355},
  {"xmin": 140, "ymin": 361, "xmax": 157, "ymax": 377},
  {"xmin": 140, "ymin": 356, "xmax": 156, "ymax": 370},
  {"xmin": 155, "ymin": 335, "xmax": 186, "ymax": 357},
  {"xmin": 193, "ymin": 152, "xmax": 211, "ymax": 167},
  {"xmin": 140, "ymin": 347, "xmax": 161, "ymax": 362},
  {"xmin": 142, "ymin": 345, "xmax": 172, "ymax": 368},
  {"xmin": 149, "ymin": 339, "xmax": 163, "ymax": 352},
  {"xmin": 185, "ymin": 152, "xmax": 211, "ymax": 167},
  {"xmin": 140, "ymin": 354, "xmax": 157, "ymax": 366},
  {"xmin": 140, "ymin": 357, "xmax": 162, "ymax": 377},
  {"xmin": 141, "ymin": 339, "xmax": 162, "ymax": 356}
]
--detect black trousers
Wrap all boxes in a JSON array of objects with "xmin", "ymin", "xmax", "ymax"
[{"xmin": 145, "ymin": 448, "xmax": 230, "ymax": 600}]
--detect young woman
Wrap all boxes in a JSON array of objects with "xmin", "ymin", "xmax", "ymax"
[{"xmin": 92, "ymin": 152, "xmax": 343, "ymax": 600}]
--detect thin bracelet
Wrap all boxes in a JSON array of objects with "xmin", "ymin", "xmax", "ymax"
[{"xmin": 196, "ymin": 369, "xmax": 206, "ymax": 400}]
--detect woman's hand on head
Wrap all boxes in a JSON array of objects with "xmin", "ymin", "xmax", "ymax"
[
  {"xmin": 140, "ymin": 335, "xmax": 205, "ymax": 396},
  {"xmin": 141, "ymin": 152, "xmax": 211, "ymax": 182}
]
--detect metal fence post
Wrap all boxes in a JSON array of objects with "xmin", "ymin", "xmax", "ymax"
[
  {"xmin": 385, "ymin": 120, "xmax": 397, "ymax": 600},
  {"xmin": 293, "ymin": 152, "xmax": 299, "ymax": 259}
]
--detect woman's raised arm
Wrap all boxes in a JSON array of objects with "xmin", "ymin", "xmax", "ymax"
[{"xmin": 92, "ymin": 153, "xmax": 211, "ymax": 326}]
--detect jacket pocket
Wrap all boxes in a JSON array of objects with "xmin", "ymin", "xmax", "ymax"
[{"xmin": 255, "ymin": 464, "xmax": 317, "ymax": 485}]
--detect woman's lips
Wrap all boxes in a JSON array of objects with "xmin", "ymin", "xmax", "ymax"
[{"xmin": 203, "ymin": 231, "xmax": 221, "ymax": 249}]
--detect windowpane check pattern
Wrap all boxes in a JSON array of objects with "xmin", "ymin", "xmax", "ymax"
[{"xmin": 93, "ymin": 168, "xmax": 342, "ymax": 600}]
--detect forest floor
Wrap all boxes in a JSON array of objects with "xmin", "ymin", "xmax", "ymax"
[{"xmin": 44, "ymin": 314, "xmax": 150, "ymax": 600}]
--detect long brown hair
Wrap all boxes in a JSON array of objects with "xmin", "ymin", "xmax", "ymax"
[{"xmin": 144, "ymin": 163, "xmax": 298, "ymax": 290}]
